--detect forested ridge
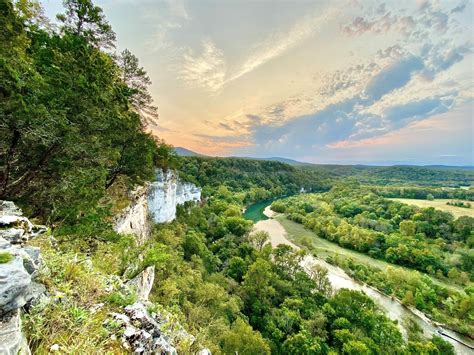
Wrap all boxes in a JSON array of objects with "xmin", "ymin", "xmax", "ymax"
[{"xmin": 0, "ymin": 1, "xmax": 470, "ymax": 354}]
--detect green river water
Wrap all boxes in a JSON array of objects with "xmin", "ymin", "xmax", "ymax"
[{"xmin": 243, "ymin": 200, "xmax": 273, "ymax": 222}]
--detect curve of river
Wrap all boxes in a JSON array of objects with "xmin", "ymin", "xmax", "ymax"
[{"xmin": 250, "ymin": 204, "xmax": 474, "ymax": 355}]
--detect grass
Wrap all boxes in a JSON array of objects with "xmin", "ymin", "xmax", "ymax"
[
  {"xmin": 275, "ymin": 215, "xmax": 465, "ymax": 292},
  {"xmin": 389, "ymin": 198, "xmax": 474, "ymax": 218},
  {"xmin": 0, "ymin": 251, "xmax": 13, "ymax": 263},
  {"xmin": 22, "ymin": 233, "xmax": 132, "ymax": 354}
]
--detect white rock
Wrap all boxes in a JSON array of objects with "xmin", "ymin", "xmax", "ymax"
[
  {"xmin": 50, "ymin": 344, "xmax": 60, "ymax": 352},
  {"xmin": 0, "ymin": 309, "xmax": 30, "ymax": 355},
  {"xmin": 124, "ymin": 325, "xmax": 138, "ymax": 338},
  {"xmin": 148, "ymin": 170, "xmax": 201, "ymax": 224}
]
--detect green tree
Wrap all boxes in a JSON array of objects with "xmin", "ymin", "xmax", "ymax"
[
  {"xmin": 220, "ymin": 318, "xmax": 270, "ymax": 355},
  {"xmin": 57, "ymin": 0, "xmax": 115, "ymax": 48},
  {"xmin": 282, "ymin": 331, "xmax": 325, "ymax": 355}
]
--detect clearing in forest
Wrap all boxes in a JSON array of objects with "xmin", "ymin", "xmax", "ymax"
[{"xmin": 389, "ymin": 198, "xmax": 474, "ymax": 218}]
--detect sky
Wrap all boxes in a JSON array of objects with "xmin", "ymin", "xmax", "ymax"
[{"xmin": 41, "ymin": 0, "xmax": 473, "ymax": 165}]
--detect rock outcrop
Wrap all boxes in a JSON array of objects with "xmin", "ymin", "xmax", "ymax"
[
  {"xmin": 148, "ymin": 170, "xmax": 201, "ymax": 224},
  {"xmin": 112, "ymin": 170, "xmax": 208, "ymax": 354},
  {"xmin": 0, "ymin": 201, "xmax": 46, "ymax": 355},
  {"xmin": 114, "ymin": 169, "xmax": 201, "ymax": 243}
]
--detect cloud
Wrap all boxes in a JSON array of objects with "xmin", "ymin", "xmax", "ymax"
[
  {"xmin": 364, "ymin": 56, "xmax": 424, "ymax": 100},
  {"xmin": 451, "ymin": 2, "xmax": 467, "ymax": 14},
  {"xmin": 235, "ymin": 47, "xmax": 464, "ymax": 158},
  {"xmin": 342, "ymin": 1, "xmax": 459, "ymax": 39},
  {"xmin": 179, "ymin": 39, "xmax": 226, "ymax": 92},
  {"xmin": 225, "ymin": 6, "xmax": 338, "ymax": 85},
  {"xmin": 145, "ymin": 0, "xmax": 190, "ymax": 51},
  {"xmin": 178, "ymin": 4, "xmax": 338, "ymax": 92}
]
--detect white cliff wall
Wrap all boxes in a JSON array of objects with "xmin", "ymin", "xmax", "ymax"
[
  {"xmin": 148, "ymin": 170, "xmax": 201, "ymax": 224},
  {"xmin": 114, "ymin": 169, "xmax": 201, "ymax": 241}
]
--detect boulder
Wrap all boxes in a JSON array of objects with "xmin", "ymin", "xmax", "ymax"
[
  {"xmin": 0, "ymin": 201, "xmax": 22, "ymax": 216},
  {"xmin": 0, "ymin": 229, "xmax": 25, "ymax": 244},
  {"xmin": 0, "ymin": 256, "xmax": 31, "ymax": 314}
]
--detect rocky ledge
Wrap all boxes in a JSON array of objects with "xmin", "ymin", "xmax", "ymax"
[{"xmin": 0, "ymin": 201, "xmax": 47, "ymax": 355}]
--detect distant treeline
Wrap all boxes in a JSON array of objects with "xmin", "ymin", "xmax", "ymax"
[
  {"xmin": 301, "ymin": 165, "xmax": 474, "ymax": 187},
  {"xmin": 374, "ymin": 186, "xmax": 474, "ymax": 201}
]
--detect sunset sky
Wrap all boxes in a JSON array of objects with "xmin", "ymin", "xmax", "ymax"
[{"xmin": 41, "ymin": 0, "xmax": 473, "ymax": 165}]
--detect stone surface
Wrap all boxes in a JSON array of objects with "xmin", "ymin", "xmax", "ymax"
[
  {"xmin": 114, "ymin": 302, "xmax": 178, "ymax": 355},
  {"xmin": 0, "ymin": 201, "xmax": 22, "ymax": 216},
  {"xmin": 0, "ymin": 228, "xmax": 25, "ymax": 244},
  {"xmin": 0, "ymin": 201, "xmax": 47, "ymax": 355},
  {"xmin": 148, "ymin": 170, "xmax": 201, "ymax": 224},
  {"xmin": 0, "ymin": 256, "xmax": 31, "ymax": 314},
  {"xmin": 114, "ymin": 186, "xmax": 151, "ymax": 245},
  {"xmin": 114, "ymin": 169, "xmax": 201, "ymax": 244},
  {"xmin": 126, "ymin": 266, "xmax": 155, "ymax": 301},
  {"xmin": 0, "ymin": 309, "xmax": 31, "ymax": 355}
]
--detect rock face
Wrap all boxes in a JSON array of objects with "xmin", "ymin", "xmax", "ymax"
[
  {"xmin": 0, "ymin": 201, "xmax": 46, "ymax": 355},
  {"xmin": 114, "ymin": 169, "xmax": 201, "ymax": 243},
  {"xmin": 114, "ymin": 185, "xmax": 151, "ymax": 245},
  {"xmin": 112, "ymin": 171, "xmax": 207, "ymax": 354},
  {"xmin": 148, "ymin": 170, "xmax": 201, "ymax": 224},
  {"xmin": 126, "ymin": 266, "xmax": 155, "ymax": 301}
]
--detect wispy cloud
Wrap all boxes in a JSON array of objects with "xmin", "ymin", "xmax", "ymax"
[
  {"xmin": 179, "ymin": 39, "xmax": 226, "ymax": 92},
  {"xmin": 178, "ymin": 5, "xmax": 339, "ymax": 92},
  {"xmin": 225, "ymin": 6, "xmax": 339, "ymax": 85}
]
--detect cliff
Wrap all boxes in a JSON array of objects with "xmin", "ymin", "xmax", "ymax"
[
  {"xmin": 112, "ymin": 170, "xmax": 206, "ymax": 354},
  {"xmin": 115, "ymin": 169, "xmax": 201, "ymax": 243}
]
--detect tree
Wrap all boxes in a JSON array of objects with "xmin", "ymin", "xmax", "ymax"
[
  {"xmin": 57, "ymin": 0, "xmax": 115, "ymax": 48},
  {"xmin": 402, "ymin": 290, "xmax": 415, "ymax": 306},
  {"xmin": 117, "ymin": 49, "xmax": 158, "ymax": 125},
  {"xmin": 226, "ymin": 256, "xmax": 246, "ymax": 282},
  {"xmin": 220, "ymin": 318, "xmax": 270, "ymax": 355},
  {"xmin": 342, "ymin": 340, "xmax": 370, "ymax": 355},
  {"xmin": 400, "ymin": 220, "xmax": 416, "ymax": 237},
  {"xmin": 282, "ymin": 331, "xmax": 325, "ymax": 354},
  {"xmin": 308, "ymin": 263, "xmax": 332, "ymax": 297},
  {"xmin": 248, "ymin": 230, "xmax": 269, "ymax": 251}
]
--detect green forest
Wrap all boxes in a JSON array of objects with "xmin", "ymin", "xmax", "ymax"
[{"xmin": 1, "ymin": 1, "xmax": 473, "ymax": 354}]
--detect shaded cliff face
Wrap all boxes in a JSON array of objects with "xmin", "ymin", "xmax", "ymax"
[{"xmin": 114, "ymin": 170, "xmax": 201, "ymax": 241}]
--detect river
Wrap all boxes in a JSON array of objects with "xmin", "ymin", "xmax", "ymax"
[{"xmin": 247, "ymin": 201, "xmax": 474, "ymax": 354}]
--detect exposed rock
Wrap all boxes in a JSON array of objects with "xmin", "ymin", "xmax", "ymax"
[
  {"xmin": 0, "ymin": 309, "xmax": 30, "ymax": 355},
  {"xmin": 0, "ymin": 228, "xmax": 25, "ymax": 244},
  {"xmin": 114, "ymin": 302, "xmax": 178, "ymax": 355},
  {"xmin": 0, "ymin": 256, "xmax": 32, "ymax": 314},
  {"xmin": 114, "ymin": 186, "xmax": 151, "ymax": 245},
  {"xmin": 126, "ymin": 266, "xmax": 155, "ymax": 301},
  {"xmin": 20, "ymin": 247, "xmax": 42, "ymax": 276},
  {"xmin": 0, "ymin": 237, "xmax": 10, "ymax": 249},
  {"xmin": 148, "ymin": 170, "xmax": 201, "ymax": 224},
  {"xmin": 0, "ymin": 201, "xmax": 22, "ymax": 216},
  {"xmin": 114, "ymin": 169, "xmax": 201, "ymax": 244},
  {"xmin": 0, "ymin": 201, "xmax": 47, "ymax": 355}
]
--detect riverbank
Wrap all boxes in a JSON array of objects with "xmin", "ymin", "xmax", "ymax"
[{"xmin": 252, "ymin": 206, "xmax": 474, "ymax": 354}]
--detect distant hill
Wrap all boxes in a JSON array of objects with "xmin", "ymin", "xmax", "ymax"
[
  {"xmin": 245, "ymin": 156, "xmax": 311, "ymax": 166},
  {"xmin": 174, "ymin": 147, "xmax": 205, "ymax": 157}
]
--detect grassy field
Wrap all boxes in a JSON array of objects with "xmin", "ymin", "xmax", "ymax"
[
  {"xmin": 389, "ymin": 198, "xmax": 474, "ymax": 218},
  {"xmin": 275, "ymin": 215, "xmax": 463, "ymax": 291}
]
